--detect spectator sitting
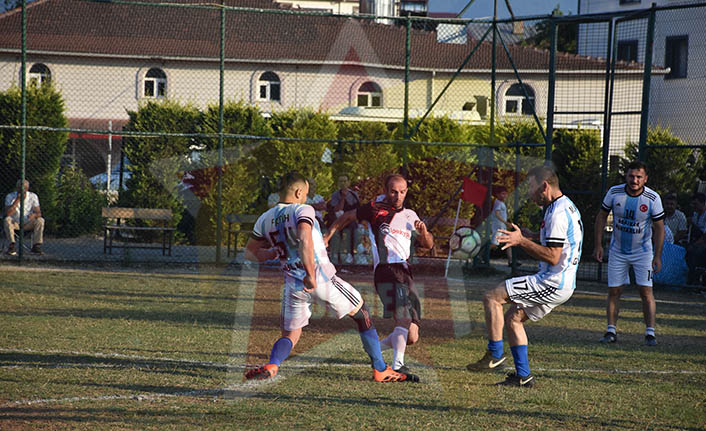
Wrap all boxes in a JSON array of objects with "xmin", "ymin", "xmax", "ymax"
[
  {"xmin": 686, "ymin": 192, "xmax": 706, "ymax": 285},
  {"xmin": 326, "ymin": 174, "xmax": 360, "ymax": 264},
  {"xmin": 4, "ymin": 179, "xmax": 44, "ymax": 255},
  {"xmin": 663, "ymin": 193, "xmax": 688, "ymax": 245}
]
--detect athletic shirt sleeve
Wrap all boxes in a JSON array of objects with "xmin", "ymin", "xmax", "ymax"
[
  {"xmin": 295, "ymin": 204, "xmax": 315, "ymax": 226},
  {"xmin": 544, "ymin": 210, "xmax": 568, "ymax": 248},
  {"xmin": 651, "ymin": 194, "xmax": 665, "ymax": 221},
  {"xmin": 251, "ymin": 212, "xmax": 268, "ymax": 241},
  {"xmin": 601, "ymin": 189, "xmax": 614, "ymax": 212}
]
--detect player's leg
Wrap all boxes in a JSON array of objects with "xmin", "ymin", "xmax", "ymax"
[
  {"xmin": 497, "ymin": 304, "xmax": 534, "ymax": 387},
  {"xmin": 245, "ymin": 278, "xmax": 311, "ymax": 380},
  {"xmin": 322, "ymin": 274, "xmax": 410, "ymax": 382},
  {"xmin": 632, "ymin": 252, "xmax": 657, "ymax": 345},
  {"xmin": 602, "ymin": 252, "xmax": 629, "ymax": 343},
  {"xmin": 3, "ymin": 217, "xmax": 18, "ymax": 255},
  {"xmin": 467, "ymin": 280, "xmax": 510, "ymax": 371}
]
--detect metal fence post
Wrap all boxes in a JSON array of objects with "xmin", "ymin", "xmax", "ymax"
[
  {"xmin": 19, "ymin": 0, "xmax": 27, "ymax": 262},
  {"xmin": 403, "ymin": 16, "xmax": 411, "ymax": 173},
  {"xmin": 215, "ymin": 2, "xmax": 226, "ymax": 263},
  {"xmin": 638, "ymin": 3, "xmax": 656, "ymax": 161},
  {"xmin": 546, "ymin": 17, "xmax": 557, "ymax": 161}
]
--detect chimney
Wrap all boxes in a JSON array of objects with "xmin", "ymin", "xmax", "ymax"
[{"xmin": 513, "ymin": 21, "xmax": 524, "ymax": 35}]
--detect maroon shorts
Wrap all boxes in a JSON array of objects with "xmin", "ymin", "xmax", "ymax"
[{"xmin": 373, "ymin": 263, "xmax": 421, "ymax": 325}]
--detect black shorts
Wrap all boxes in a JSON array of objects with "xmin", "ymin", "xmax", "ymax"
[{"xmin": 373, "ymin": 263, "xmax": 421, "ymax": 325}]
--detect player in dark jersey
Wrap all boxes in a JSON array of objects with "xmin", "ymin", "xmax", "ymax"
[{"xmin": 324, "ymin": 174, "xmax": 433, "ymax": 381}]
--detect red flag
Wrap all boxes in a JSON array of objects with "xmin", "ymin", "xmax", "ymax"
[{"xmin": 462, "ymin": 177, "xmax": 487, "ymax": 207}]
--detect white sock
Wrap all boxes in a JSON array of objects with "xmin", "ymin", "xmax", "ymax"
[
  {"xmin": 607, "ymin": 325, "xmax": 617, "ymax": 335},
  {"xmin": 380, "ymin": 334, "xmax": 392, "ymax": 351},
  {"xmin": 388, "ymin": 326, "xmax": 409, "ymax": 370},
  {"xmin": 645, "ymin": 327, "xmax": 655, "ymax": 337}
]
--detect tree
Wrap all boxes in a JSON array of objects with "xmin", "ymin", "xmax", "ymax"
[
  {"xmin": 0, "ymin": 81, "xmax": 68, "ymax": 232},
  {"xmin": 523, "ymin": 6, "xmax": 577, "ymax": 54}
]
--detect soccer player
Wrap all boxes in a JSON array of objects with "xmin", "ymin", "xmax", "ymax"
[
  {"xmin": 243, "ymin": 172, "xmax": 409, "ymax": 383},
  {"xmin": 593, "ymin": 161, "xmax": 665, "ymax": 346},
  {"xmin": 323, "ymin": 174, "xmax": 434, "ymax": 381},
  {"xmin": 467, "ymin": 165, "xmax": 583, "ymax": 387}
]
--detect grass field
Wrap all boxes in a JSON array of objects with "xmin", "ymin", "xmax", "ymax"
[{"xmin": 1, "ymin": 263, "xmax": 705, "ymax": 430}]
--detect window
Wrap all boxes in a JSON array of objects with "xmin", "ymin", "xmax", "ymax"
[
  {"xmin": 144, "ymin": 68, "xmax": 167, "ymax": 98},
  {"xmin": 257, "ymin": 72, "xmax": 281, "ymax": 102},
  {"xmin": 28, "ymin": 63, "xmax": 51, "ymax": 85},
  {"xmin": 617, "ymin": 40, "xmax": 638, "ymax": 63},
  {"xmin": 504, "ymin": 83, "xmax": 535, "ymax": 116},
  {"xmin": 356, "ymin": 81, "xmax": 382, "ymax": 107},
  {"xmin": 665, "ymin": 36, "xmax": 688, "ymax": 79}
]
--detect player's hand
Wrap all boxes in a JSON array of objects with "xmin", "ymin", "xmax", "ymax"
[
  {"xmin": 497, "ymin": 223, "xmax": 523, "ymax": 250},
  {"xmin": 303, "ymin": 274, "xmax": 317, "ymax": 293},
  {"xmin": 414, "ymin": 220, "xmax": 427, "ymax": 235},
  {"xmin": 593, "ymin": 247, "xmax": 603, "ymax": 263},
  {"xmin": 322, "ymin": 233, "xmax": 331, "ymax": 248},
  {"xmin": 652, "ymin": 256, "xmax": 662, "ymax": 274}
]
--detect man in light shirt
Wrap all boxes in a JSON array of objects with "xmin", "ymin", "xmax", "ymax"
[{"xmin": 4, "ymin": 179, "xmax": 44, "ymax": 255}]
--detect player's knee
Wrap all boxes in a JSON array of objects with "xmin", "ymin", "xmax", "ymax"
[
  {"xmin": 350, "ymin": 302, "xmax": 374, "ymax": 332},
  {"xmin": 504, "ymin": 307, "xmax": 523, "ymax": 327}
]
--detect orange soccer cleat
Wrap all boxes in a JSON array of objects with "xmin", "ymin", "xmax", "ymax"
[
  {"xmin": 244, "ymin": 363, "xmax": 279, "ymax": 380},
  {"xmin": 373, "ymin": 366, "xmax": 408, "ymax": 382}
]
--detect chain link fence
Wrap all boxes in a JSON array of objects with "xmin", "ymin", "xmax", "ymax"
[{"xmin": 1, "ymin": 0, "xmax": 705, "ymax": 288}]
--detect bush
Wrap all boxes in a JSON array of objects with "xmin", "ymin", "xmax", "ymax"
[
  {"xmin": 0, "ymin": 82, "xmax": 68, "ymax": 232},
  {"xmin": 55, "ymin": 167, "xmax": 107, "ymax": 237}
]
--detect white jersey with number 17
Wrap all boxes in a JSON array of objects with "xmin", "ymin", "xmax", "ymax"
[{"xmin": 252, "ymin": 203, "xmax": 336, "ymax": 281}]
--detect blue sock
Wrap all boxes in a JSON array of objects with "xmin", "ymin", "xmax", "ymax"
[
  {"xmin": 488, "ymin": 339, "xmax": 504, "ymax": 359},
  {"xmin": 359, "ymin": 328, "xmax": 387, "ymax": 372},
  {"xmin": 510, "ymin": 345, "xmax": 530, "ymax": 377},
  {"xmin": 268, "ymin": 337, "xmax": 293, "ymax": 366}
]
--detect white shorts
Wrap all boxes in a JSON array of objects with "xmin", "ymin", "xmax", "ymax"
[
  {"xmin": 607, "ymin": 250, "xmax": 654, "ymax": 287},
  {"xmin": 282, "ymin": 274, "xmax": 362, "ymax": 331},
  {"xmin": 505, "ymin": 275, "xmax": 574, "ymax": 321}
]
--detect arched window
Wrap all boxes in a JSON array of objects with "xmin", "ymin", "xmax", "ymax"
[
  {"xmin": 258, "ymin": 72, "xmax": 281, "ymax": 102},
  {"xmin": 356, "ymin": 81, "xmax": 382, "ymax": 107},
  {"xmin": 28, "ymin": 63, "xmax": 51, "ymax": 85},
  {"xmin": 504, "ymin": 83, "xmax": 535, "ymax": 116},
  {"xmin": 144, "ymin": 68, "xmax": 167, "ymax": 98}
]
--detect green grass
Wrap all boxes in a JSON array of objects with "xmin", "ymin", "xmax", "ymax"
[{"xmin": 1, "ymin": 265, "xmax": 705, "ymax": 430}]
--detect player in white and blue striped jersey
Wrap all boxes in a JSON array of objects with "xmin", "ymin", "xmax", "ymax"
[
  {"xmin": 593, "ymin": 161, "xmax": 665, "ymax": 346},
  {"xmin": 467, "ymin": 165, "xmax": 583, "ymax": 387}
]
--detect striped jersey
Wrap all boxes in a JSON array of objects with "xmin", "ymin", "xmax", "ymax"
[
  {"xmin": 601, "ymin": 185, "xmax": 664, "ymax": 255},
  {"xmin": 357, "ymin": 201, "xmax": 420, "ymax": 269},
  {"xmin": 252, "ymin": 203, "xmax": 336, "ymax": 281},
  {"xmin": 538, "ymin": 195, "xmax": 584, "ymax": 290}
]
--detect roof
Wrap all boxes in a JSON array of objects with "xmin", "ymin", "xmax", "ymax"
[{"xmin": 0, "ymin": 0, "xmax": 647, "ymax": 73}]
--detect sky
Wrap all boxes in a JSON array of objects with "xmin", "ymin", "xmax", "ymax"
[{"xmin": 429, "ymin": 0, "xmax": 580, "ymax": 19}]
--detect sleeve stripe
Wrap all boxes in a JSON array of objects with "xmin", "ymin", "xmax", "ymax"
[
  {"xmin": 601, "ymin": 203, "xmax": 611, "ymax": 212},
  {"xmin": 652, "ymin": 214, "xmax": 665, "ymax": 222},
  {"xmin": 545, "ymin": 237, "xmax": 566, "ymax": 241},
  {"xmin": 546, "ymin": 242, "xmax": 564, "ymax": 248},
  {"xmin": 297, "ymin": 217, "xmax": 314, "ymax": 226},
  {"xmin": 251, "ymin": 233, "xmax": 264, "ymax": 240}
]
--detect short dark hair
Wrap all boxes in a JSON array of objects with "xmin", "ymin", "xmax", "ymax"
[
  {"xmin": 693, "ymin": 192, "xmax": 706, "ymax": 204},
  {"xmin": 626, "ymin": 160, "xmax": 647, "ymax": 173},
  {"xmin": 527, "ymin": 165, "xmax": 559, "ymax": 187},
  {"xmin": 384, "ymin": 173, "xmax": 407, "ymax": 190},
  {"xmin": 664, "ymin": 193, "xmax": 678, "ymax": 201},
  {"xmin": 279, "ymin": 171, "xmax": 308, "ymax": 193}
]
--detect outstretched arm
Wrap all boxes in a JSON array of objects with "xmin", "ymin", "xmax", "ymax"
[
  {"xmin": 498, "ymin": 223, "xmax": 562, "ymax": 266},
  {"xmin": 323, "ymin": 209, "xmax": 358, "ymax": 247},
  {"xmin": 414, "ymin": 220, "xmax": 434, "ymax": 249}
]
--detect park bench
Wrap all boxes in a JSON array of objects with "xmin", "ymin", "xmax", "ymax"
[
  {"xmin": 226, "ymin": 213, "xmax": 259, "ymax": 258},
  {"xmin": 102, "ymin": 207, "xmax": 175, "ymax": 256}
]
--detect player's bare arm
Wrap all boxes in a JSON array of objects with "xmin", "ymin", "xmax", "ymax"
[
  {"xmin": 322, "ymin": 209, "xmax": 357, "ymax": 247},
  {"xmin": 244, "ymin": 237, "xmax": 279, "ymax": 263},
  {"xmin": 593, "ymin": 209, "xmax": 609, "ymax": 262},
  {"xmin": 297, "ymin": 221, "xmax": 317, "ymax": 292},
  {"xmin": 414, "ymin": 220, "xmax": 434, "ymax": 249},
  {"xmin": 498, "ymin": 222, "xmax": 562, "ymax": 266},
  {"xmin": 652, "ymin": 219, "xmax": 665, "ymax": 273}
]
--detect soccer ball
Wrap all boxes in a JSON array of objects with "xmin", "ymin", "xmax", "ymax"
[{"xmin": 449, "ymin": 226, "xmax": 482, "ymax": 260}]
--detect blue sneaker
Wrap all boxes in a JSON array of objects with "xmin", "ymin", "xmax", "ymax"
[{"xmin": 645, "ymin": 334, "xmax": 657, "ymax": 346}]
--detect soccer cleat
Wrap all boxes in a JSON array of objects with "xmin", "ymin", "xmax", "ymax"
[
  {"xmin": 466, "ymin": 350, "xmax": 507, "ymax": 371},
  {"xmin": 244, "ymin": 363, "xmax": 279, "ymax": 380},
  {"xmin": 645, "ymin": 334, "xmax": 657, "ymax": 346},
  {"xmin": 599, "ymin": 332, "xmax": 617, "ymax": 343},
  {"xmin": 373, "ymin": 366, "xmax": 408, "ymax": 382},
  {"xmin": 393, "ymin": 365, "xmax": 420, "ymax": 383},
  {"xmin": 496, "ymin": 372, "xmax": 535, "ymax": 388}
]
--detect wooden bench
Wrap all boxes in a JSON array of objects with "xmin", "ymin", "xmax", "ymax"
[
  {"xmin": 226, "ymin": 213, "xmax": 259, "ymax": 258},
  {"xmin": 102, "ymin": 207, "xmax": 175, "ymax": 256}
]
